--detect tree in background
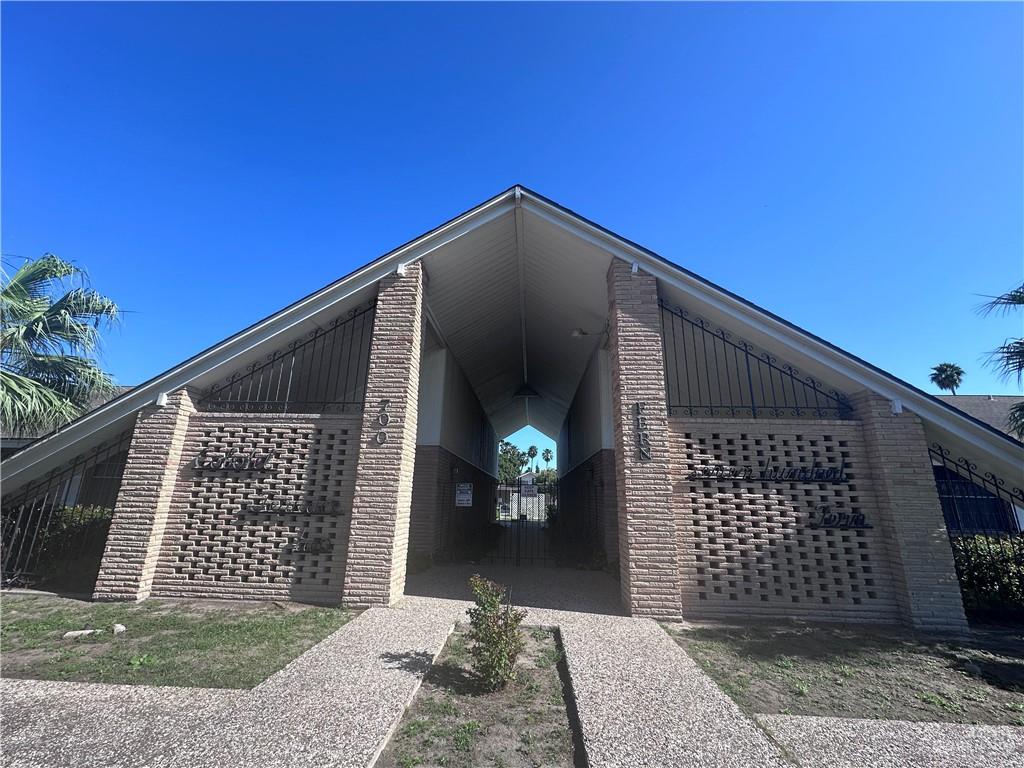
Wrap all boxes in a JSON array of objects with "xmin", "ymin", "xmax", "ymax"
[
  {"xmin": 1, "ymin": 255, "xmax": 119, "ymax": 433},
  {"xmin": 980, "ymin": 283, "xmax": 1024, "ymax": 439},
  {"xmin": 541, "ymin": 447, "xmax": 553, "ymax": 470},
  {"xmin": 527, "ymin": 445, "xmax": 538, "ymax": 472},
  {"xmin": 498, "ymin": 440, "xmax": 527, "ymax": 484},
  {"xmin": 929, "ymin": 363, "xmax": 964, "ymax": 396}
]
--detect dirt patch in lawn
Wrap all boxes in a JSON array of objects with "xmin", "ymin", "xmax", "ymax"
[
  {"xmin": 664, "ymin": 621, "xmax": 1024, "ymax": 726},
  {"xmin": 0, "ymin": 593, "xmax": 355, "ymax": 688},
  {"xmin": 377, "ymin": 625, "xmax": 583, "ymax": 768}
]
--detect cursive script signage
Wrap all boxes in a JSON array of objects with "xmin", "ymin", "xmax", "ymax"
[
  {"xmin": 686, "ymin": 457, "xmax": 848, "ymax": 484},
  {"xmin": 241, "ymin": 493, "xmax": 345, "ymax": 516},
  {"xmin": 808, "ymin": 503, "xmax": 871, "ymax": 530},
  {"xmin": 192, "ymin": 448, "xmax": 277, "ymax": 472}
]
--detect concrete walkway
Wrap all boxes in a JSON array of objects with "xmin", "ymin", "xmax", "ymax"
[
  {"xmin": 2, "ymin": 598, "xmax": 464, "ymax": 768},
  {"xmin": 757, "ymin": 714, "xmax": 1024, "ymax": 768},
  {"xmin": 408, "ymin": 565, "xmax": 790, "ymax": 767},
  {"xmin": 4, "ymin": 566, "xmax": 1023, "ymax": 768}
]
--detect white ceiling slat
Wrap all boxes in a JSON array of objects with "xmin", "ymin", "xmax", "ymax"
[{"xmin": 422, "ymin": 204, "xmax": 613, "ymax": 438}]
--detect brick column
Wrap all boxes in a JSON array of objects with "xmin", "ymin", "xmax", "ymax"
[
  {"xmin": 606, "ymin": 258, "xmax": 682, "ymax": 618},
  {"xmin": 343, "ymin": 264, "xmax": 424, "ymax": 607},
  {"xmin": 93, "ymin": 388, "xmax": 196, "ymax": 601},
  {"xmin": 850, "ymin": 391, "xmax": 968, "ymax": 632}
]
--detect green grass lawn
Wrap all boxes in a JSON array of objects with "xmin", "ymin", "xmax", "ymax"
[
  {"xmin": 1, "ymin": 594, "xmax": 355, "ymax": 689},
  {"xmin": 664, "ymin": 622, "xmax": 1024, "ymax": 726}
]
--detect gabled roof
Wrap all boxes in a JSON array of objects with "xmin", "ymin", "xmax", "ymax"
[{"xmin": 4, "ymin": 185, "xmax": 1022, "ymax": 491}]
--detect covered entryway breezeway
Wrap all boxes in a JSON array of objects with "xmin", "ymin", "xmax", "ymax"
[
  {"xmin": 435, "ymin": 477, "xmax": 559, "ymax": 566},
  {"xmin": 406, "ymin": 193, "xmax": 618, "ymax": 586}
]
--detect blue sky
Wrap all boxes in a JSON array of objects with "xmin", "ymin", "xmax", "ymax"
[{"xmin": 3, "ymin": 2, "xmax": 1022, "ymax": 466}]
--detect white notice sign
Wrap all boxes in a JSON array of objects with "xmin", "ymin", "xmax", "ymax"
[{"xmin": 455, "ymin": 483, "xmax": 473, "ymax": 507}]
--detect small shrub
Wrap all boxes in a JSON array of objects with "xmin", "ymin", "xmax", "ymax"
[{"xmin": 467, "ymin": 575, "xmax": 527, "ymax": 690}]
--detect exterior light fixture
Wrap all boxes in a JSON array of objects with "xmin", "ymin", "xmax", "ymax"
[{"xmin": 514, "ymin": 384, "xmax": 540, "ymax": 398}]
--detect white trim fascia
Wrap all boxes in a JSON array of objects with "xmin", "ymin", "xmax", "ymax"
[
  {"xmin": 5, "ymin": 186, "xmax": 1019, "ymax": 488},
  {"xmin": 2, "ymin": 194, "xmax": 518, "ymax": 487},
  {"xmin": 519, "ymin": 192, "xmax": 1023, "ymax": 470}
]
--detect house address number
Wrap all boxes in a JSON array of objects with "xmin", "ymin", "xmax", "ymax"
[{"xmin": 374, "ymin": 399, "xmax": 391, "ymax": 445}]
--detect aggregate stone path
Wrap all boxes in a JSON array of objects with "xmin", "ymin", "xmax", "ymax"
[
  {"xmin": 756, "ymin": 714, "xmax": 1024, "ymax": 768},
  {"xmin": 4, "ymin": 567, "xmax": 1023, "ymax": 768}
]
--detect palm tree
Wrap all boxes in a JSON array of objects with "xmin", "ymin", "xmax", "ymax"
[
  {"xmin": 542, "ymin": 448, "xmax": 552, "ymax": 470},
  {"xmin": 527, "ymin": 445, "xmax": 538, "ymax": 473},
  {"xmin": 1, "ymin": 254, "xmax": 120, "ymax": 433},
  {"xmin": 929, "ymin": 363, "xmax": 964, "ymax": 396},
  {"xmin": 981, "ymin": 283, "xmax": 1024, "ymax": 438}
]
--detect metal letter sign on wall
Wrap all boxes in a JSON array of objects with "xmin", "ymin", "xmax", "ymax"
[
  {"xmin": 809, "ymin": 503, "xmax": 871, "ymax": 530},
  {"xmin": 635, "ymin": 402, "xmax": 652, "ymax": 462},
  {"xmin": 191, "ymin": 448, "xmax": 277, "ymax": 472},
  {"xmin": 374, "ymin": 399, "xmax": 391, "ymax": 445},
  {"xmin": 685, "ymin": 458, "xmax": 849, "ymax": 483}
]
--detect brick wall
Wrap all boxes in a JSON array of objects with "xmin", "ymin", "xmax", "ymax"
[
  {"xmin": 849, "ymin": 392, "xmax": 968, "ymax": 632},
  {"xmin": 93, "ymin": 388, "xmax": 196, "ymax": 601},
  {"xmin": 558, "ymin": 449, "xmax": 618, "ymax": 569},
  {"xmin": 149, "ymin": 413, "xmax": 359, "ymax": 604},
  {"xmin": 669, "ymin": 417, "xmax": 902, "ymax": 623},
  {"xmin": 343, "ymin": 264, "xmax": 424, "ymax": 607},
  {"xmin": 607, "ymin": 259, "xmax": 682, "ymax": 618}
]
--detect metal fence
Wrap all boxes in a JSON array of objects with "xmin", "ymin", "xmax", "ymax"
[
  {"xmin": 435, "ymin": 479, "xmax": 559, "ymax": 566},
  {"xmin": 1, "ymin": 431, "xmax": 132, "ymax": 591},
  {"xmin": 198, "ymin": 302, "xmax": 375, "ymax": 413},
  {"xmin": 930, "ymin": 442, "xmax": 1024, "ymax": 620},
  {"xmin": 659, "ymin": 300, "xmax": 851, "ymax": 419}
]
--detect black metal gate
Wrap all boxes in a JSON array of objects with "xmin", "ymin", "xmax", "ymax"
[
  {"xmin": 436, "ymin": 479, "xmax": 558, "ymax": 566},
  {"xmin": 930, "ymin": 442, "xmax": 1024, "ymax": 621},
  {"xmin": 1, "ymin": 431, "xmax": 132, "ymax": 591}
]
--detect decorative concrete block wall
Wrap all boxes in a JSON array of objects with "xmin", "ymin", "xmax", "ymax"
[
  {"xmin": 670, "ymin": 418, "xmax": 902, "ymax": 623},
  {"xmin": 607, "ymin": 259, "xmax": 682, "ymax": 618},
  {"xmin": 849, "ymin": 392, "xmax": 968, "ymax": 632},
  {"xmin": 93, "ymin": 388, "xmax": 197, "ymax": 601},
  {"xmin": 150, "ymin": 414, "xmax": 359, "ymax": 604},
  {"xmin": 344, "ymin": 264, "xmax": 424, "ymax": 607}
]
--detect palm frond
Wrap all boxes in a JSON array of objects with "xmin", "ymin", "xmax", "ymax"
[
  {"xmin": 19, "ymin": 287, "xmax": 121, "ymax": 355},
  {"xmin": 985, "ymin": 339, "xmax": 1024, "ymax": 386},
  {"xmin": 7, "ymin": 354, "xmax": 117, "ymax": 409},
  {"xmin": 0, "ymin": 254, "xmax": 80, "ymax": 320},
  {"xmin": 978, "ymin": 284, "xmax": 1024, "ymax": 317},
  {"xmin": 1007, "ymin": 402, "xmax": 1024, "ymax": 441},
  {"xmin": 0, "ymin": 369, "xmax": 82, "ymax": 432}
]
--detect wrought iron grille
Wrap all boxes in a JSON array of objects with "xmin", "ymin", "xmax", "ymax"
[
  {"xmin": 659, "ymin": 300, "xmax": 851, "ymax": 419},
  {"xmin": 435, "ymin": 479, "xmax": 559, "ymax": 566},
  {"xmin": 199, "ymin": 302, "xmax": 375, "ymax": 414},
  {"xmin": 930, "ymin": 442, "xmax": 1024, "ymax": 619},
  {"xmin": 1, "ymin": 430, "xmax": 132, "ymax": 590}
]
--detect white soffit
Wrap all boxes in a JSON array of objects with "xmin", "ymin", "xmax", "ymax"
[{"xmin": 422, "ymin": 204, "xmax": 609, "ymax": 438}]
